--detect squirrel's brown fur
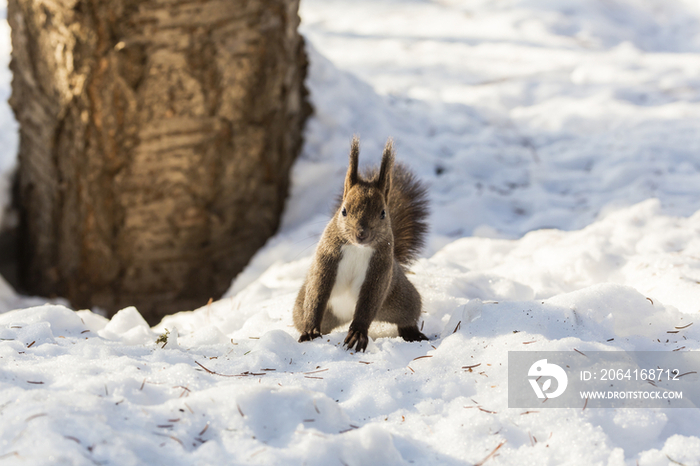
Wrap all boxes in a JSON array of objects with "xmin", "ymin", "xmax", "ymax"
[{"xmin": 293, "ymin": 137, "xmax": 429, "ymax": 351}]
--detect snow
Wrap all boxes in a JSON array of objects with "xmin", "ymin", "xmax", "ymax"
[{"xmin": 2, "ymin": 0, "xmax": 700, "ymax": 464}]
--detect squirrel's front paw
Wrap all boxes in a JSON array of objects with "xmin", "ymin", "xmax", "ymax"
[
  {"xmin": 344, "ymin": 328, "xmax": 368, "ymax": 352},
  {"xmin": 298, "ymin": 329, "xmax": 321, "ymax": 342}
]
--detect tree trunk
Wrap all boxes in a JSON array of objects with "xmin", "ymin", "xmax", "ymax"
[{"xmin": 8, "ymin": 0, "xmax": 310, "ymax": 324}]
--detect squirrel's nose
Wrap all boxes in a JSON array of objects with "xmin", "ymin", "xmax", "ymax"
[{"xmin": 356, "ymin": 229, "xmax": 367, "ymax": 242}]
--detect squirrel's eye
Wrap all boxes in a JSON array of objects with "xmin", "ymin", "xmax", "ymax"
[
  {"xmin": 380, "ymin": 209, "xmax": 386, "ymax": 219},
  {"xmin": 341, "ymin": 207, "xmax": 347, "ymax": 217}
]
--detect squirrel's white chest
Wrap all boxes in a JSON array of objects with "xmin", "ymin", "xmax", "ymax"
[{"xmin": 329, "ymin": 244, "xmax": 375, "ymax": 322}]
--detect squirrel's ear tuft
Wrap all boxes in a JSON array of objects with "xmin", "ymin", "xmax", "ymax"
[
  {"xmin": 344, "ymin": 136, "xmax": 360, "ymax": 198},
  {"xmin": 377, "ymin": 138, "xmax": 394, "ymax": 197}
]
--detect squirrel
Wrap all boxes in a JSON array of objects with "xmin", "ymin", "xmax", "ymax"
[{"xmin": 293, "ymin": 136, "xmax": 429, "ymax": 352}]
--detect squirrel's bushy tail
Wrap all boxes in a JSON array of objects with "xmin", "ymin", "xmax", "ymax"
[{"xmin": 384, "ymin": 163, "xmax": 429, "ymax": 266}]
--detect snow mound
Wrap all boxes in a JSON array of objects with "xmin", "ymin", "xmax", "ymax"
[{"xmin": 3, "ymin": 203, "xmax": 700, "ymax": 464}]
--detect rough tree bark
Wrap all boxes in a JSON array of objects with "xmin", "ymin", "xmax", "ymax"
[{"xmin": 8, "ymin": 0, "xmax": 310, "ymax": 324}]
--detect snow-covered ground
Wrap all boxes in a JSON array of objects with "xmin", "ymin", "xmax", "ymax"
[{"xmin": 2, "ymin": 0, "xmax": 700, "ymax": 464}]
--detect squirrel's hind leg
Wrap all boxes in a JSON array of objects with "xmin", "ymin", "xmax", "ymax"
[
  {"xmin": 320, "ymin": 307, "xmax": 341, "ymax": 334},
  {"xmin": 398, "ymin": 325, "xmax": 428, "ymax": 342},
  {"xmin": 377, "ymin": 266, "xmax": 429, "ymax": 342}
]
